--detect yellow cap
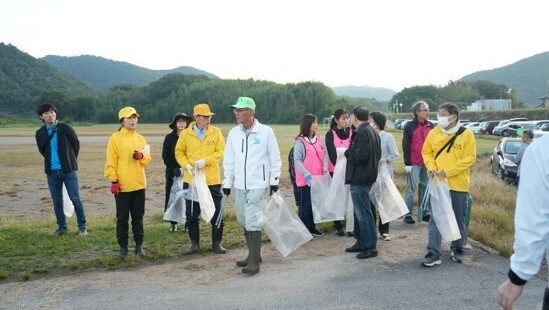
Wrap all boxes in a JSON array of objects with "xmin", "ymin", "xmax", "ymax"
[
  {"xmin": 193, "ymin": 104, "xmax": 215, "ymax": 116},
  {"xmin": 118, "ymin": 107, "xmax": 140, "ymax": 120}
]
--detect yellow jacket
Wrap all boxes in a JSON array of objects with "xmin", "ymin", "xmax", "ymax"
[
  {"xmin": 422, "ymin": 126, "xmax": 476, "ymax": 192},
  {"xmin": 175, "ymin": 123, "xmax": 225, "ymax": 185},
  {"xmin": 104, "ymin": 128, "xmax": 151, "ymax": 192}
]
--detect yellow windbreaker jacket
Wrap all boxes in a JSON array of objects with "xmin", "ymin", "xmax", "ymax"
[
  {"xmin": 175, "ymin": 123, "xmax": 225, "ymax": 185},
  {"xmin": 421, "ymin": 125, "xmax": 476, "ymax": 192},
  {"xmin": 104, "ymin": 128, "xmax": 151, "ymax": 192}
]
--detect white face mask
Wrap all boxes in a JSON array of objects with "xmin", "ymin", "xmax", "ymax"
[{"xmin": 437, "ymin": 116, "xmax": 450, "ymax": 128}]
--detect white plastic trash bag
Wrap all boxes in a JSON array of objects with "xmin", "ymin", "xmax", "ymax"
[
  {"xmin": 369, "ymin": 166, "xmax": 408, "ymax": 224},
  {"xmin": 62, "ymin": 183, "xmax": 74, "ymax": 217},
  {"xmin": 163, "ymin": 176, "xmax": 186, "ymax": 223},
  {"xmin": 428, "ymin": 176, "xmax": 461, "ymax": 243},
  {"xmin": 322, "ymin": 155, "xmax": 349, "ymax": 223},
  {"xmin": 311, "ymin": 174, "xmax": 334, "ymax": 223},
  {"xmin": 193, "ymin": 169, "xmax": 215, "ymax": 223},
  {"xmin": 264, "ymin": 191, "xmax": 313, "ymax": 257}
]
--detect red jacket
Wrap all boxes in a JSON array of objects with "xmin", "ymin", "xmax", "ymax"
[{"xmin": 402, "ymin": 118, "xmax": 433, "ymax": 166}]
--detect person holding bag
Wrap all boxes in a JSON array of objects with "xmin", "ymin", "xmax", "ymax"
[
  {"xmin": 294, "ymin": 114, "xmax": 329, "ymax": 236},
  {"xmin": 175, "ymin": 103, "xmax": 226, "ymax": 255},
  {"xmin": 223, "ymin": 97, "xmax": 281, "ymax": 274},
  {"xmin": 104, "ymin": 107, "xmax": 151, "ymax": 260},
  {"xmin": 420, "ymin": 102, "xmax": 476, "ymax": 267},
  {"xmin": 325, "ymin": 108, "xmax": 352, "ymax": 236},
  {"xmin": 162, "ymin": 112, "xmax": 193, "ymax": 232}
]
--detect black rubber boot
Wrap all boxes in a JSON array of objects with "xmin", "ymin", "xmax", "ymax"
[
  {"xmin": 211, "ymin": 225, "xmax": 226, "ymax": 254},
  {"xmin": 242, "ymin": 231, "xmax": 261, "ymax": 274},
  {"xmin": 186, "ymin": 224, "xmax": 200, "ymax": 254},
  {"xmin": 237, "ymin": 230, "xmax": 262, "ymax": 267},
  {"xmin": 118, "ymin": 246, "xmax": 128, "ymax": 260},
  {"xmin": 135, "ymin": 244, "xmax": 146, "ymax": 257}
]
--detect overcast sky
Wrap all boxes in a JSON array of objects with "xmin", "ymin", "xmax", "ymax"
[{"xmin": 2, "ymin": 0, "xmax": 548, "ymax": 91}]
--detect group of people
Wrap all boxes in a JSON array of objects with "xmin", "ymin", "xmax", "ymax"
[{"xmin": 34, "ymin": 98, "xmax": 477, "ymax": 272}]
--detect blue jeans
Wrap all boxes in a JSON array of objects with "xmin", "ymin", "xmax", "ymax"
[
  {"xmin": 350, "ymin": 185, "xmax": 377, "ymax": 250},
  {"xmin": 427, "ymin": 191, "xmax": 467, "ymax": 257},
  {"xmin": 404, "ymin": 165, "xmax": 429, "ymax": 217},
  {"xmin": 47, "ymin": 170, "xmax": 86, "ymax": 230}
]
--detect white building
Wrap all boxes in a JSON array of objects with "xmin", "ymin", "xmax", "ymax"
[{"xmin": 467, "ymin": 99, "xmax": 511, "ymax": 111}]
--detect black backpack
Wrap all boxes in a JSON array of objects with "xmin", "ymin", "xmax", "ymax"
[{"xmin": 288, "ymin": 147, "xmax": 296, "ymax": 185}]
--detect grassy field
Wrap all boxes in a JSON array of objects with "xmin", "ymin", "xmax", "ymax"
[{"xmin": 0, "ymin": 123, "xmax": 518, "ymax": 281}]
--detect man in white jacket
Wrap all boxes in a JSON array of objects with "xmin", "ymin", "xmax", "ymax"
[
  {"xmin": 222, "ymin": 97, "xmax": 282, "ymax": 274},
  {"xmin": 497, "ymin": 134, "xmax": 549, "ymax": 309}
]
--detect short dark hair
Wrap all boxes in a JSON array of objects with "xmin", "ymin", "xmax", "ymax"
[
  {"xmin": 298, "ymin": 114, "xmax": 317, "ymax": 138},
  {"xmin": 523, "ymin": 129, "xmax": 534, "ymax": 139},
  {"xmin": 437, "ymin": 102, "xmax": 460, "ymax": 121},
  {"xmin": 330, "ymin": 108, "xmax": 350, "ymax": 129},
  {"xmin": 37, "ymin": 103, "xmax": 57, "ymax": 116},
  {"xmin": 369, "ymin": 112, "xmax": 386, "ymax": 130},
  {"xmin": 352, "ymin": 106, "xmax": 369, "ymax": 121}
]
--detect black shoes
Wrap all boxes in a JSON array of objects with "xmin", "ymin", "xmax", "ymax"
[
  {"xmin": 345, "ymin": 244, "xmax": 364, "ymax": 253},
  {"xmin": 118, "ymin": 247, "xmax": 128, "ymax": 260},
  {"xmin": 422, "ymin": 214, "xmax": 431, "ymax": 222},
  {"xmin": 53, "ymin": 228, "xmax": 68, "ymax": 236},
  {"xmin": 310, "ymin": 229, "xmax": 323, "ymax": 237},
  {"xmin": 335, "ymin": 228, "xmax": 345, "ymax": 236},
  {"xmin": 356, "ymin": 249, "xmax": 377, "ymax": 259},
  {"xmin": 135, "ymin": 245, "xmax": 146, "ymax": 257},
  {"xmin": 404, "ymin": 216, "xmax": 415, "ymax": 224}
]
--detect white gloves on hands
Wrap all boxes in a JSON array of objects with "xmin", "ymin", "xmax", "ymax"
[
  {"xmin": 194, "ymin": 158, "xmax": 206, "ymax": 169},
  {"xmin": 405, "ymin": 166, "xmax": 412, "ymax": 173}
]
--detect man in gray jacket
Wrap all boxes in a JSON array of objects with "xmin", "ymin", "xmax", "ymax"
[{"xmin": 222, "ymin": 97, "xmax": 281, "ymax": 274}]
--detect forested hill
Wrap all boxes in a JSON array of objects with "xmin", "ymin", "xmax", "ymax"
[
  {"xmin": 42, "ymin": 55, "xmax": 219, "ymax": 91},
  {"xmin": 331, "ymin": 85, "xmax": 396, "ymax": 101},
  {"xmin": 0, "ymin": 43, "xmax": 100, "ymax": 117},
  {"xmin": 459, "ymin": 51, "xmax": 549, "ymax": 106}
]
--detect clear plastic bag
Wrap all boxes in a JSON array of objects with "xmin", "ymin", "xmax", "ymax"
[
  {"xmin": 263, "ymin": 191, "xmax": 313, "ymax": 257},
  {"xmin": 311, "ymin": 174, "xmax": 335, "ymax": 223},
  {"xmin": 62, "ymin": 183, "xmax": 74, "ymax": 217},
  {"xmin": 163, "ymin": 176, "xmax": 186, "ymax": 223},
  {"xmin": 322, "ymin": 156, "xmax": 349, "ymax": 223},
  {"xmin": 369, "ymin": 165, "xmax": 408, "ymax": 224},
  {"xmin": 428, "ymin": 176, "xmax": 461, "ymax": 243},
  {"xmin": 193, "ymin": 169, "xmax": 215, "ymax": 223}
]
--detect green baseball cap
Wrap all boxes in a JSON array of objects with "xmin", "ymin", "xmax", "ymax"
[{"xmin": 231, "ymin": 97, "xmax": 256, "ymax": 110}]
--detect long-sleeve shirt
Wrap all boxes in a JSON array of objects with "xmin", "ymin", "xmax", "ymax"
[
  {"xmin": 293, "ymin": 135, "xmax": 329, "ymax": 179},
  {"xmin": 104, "ymin": 128, "xmax": 151, "ymax": 192},
  {"xmin": 222, "ymin": 119, "xmax": 281, "ymax": 190},
  {"xmin": 509, "ymin": 135, "xmax": 549, "ymax": 283},
  {"xmin": 379, "ymin": 130, "xmax": 399, "ymax": 178}
]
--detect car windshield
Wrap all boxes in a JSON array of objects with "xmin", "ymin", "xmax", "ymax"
[
  {"xmin": 504, "ymin": 141, "xmax": 523, "ymax": 154},
  {"xmin": 522, "ymin": 123, "xmax": 537, "ymax": 130}
]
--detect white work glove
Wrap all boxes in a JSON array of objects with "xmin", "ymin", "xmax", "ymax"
[
  {"xmin": 186, "ymin": 164, "xmax": 194, "ymax": 175},
  {"xmin": 194, "ymin": 158, "xmax": 206, "ymax": 169},
  {"xmin": 405, "ymin": 166, "xmax": 412, "ymax": 173},
  {"xmin": 336, "ymin": 147, "xmax": 347, "ymax": 157}
]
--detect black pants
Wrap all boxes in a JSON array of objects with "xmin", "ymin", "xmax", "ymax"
[
  {"xmin": 164, "ymin": 169, "xmax": 177, "ymax": 225},
  {"xmin": 115, "ymin": 189, "xmax": 145, "ymax": 247},
  {"xmin": 370, "ymin": 199, "xmax": 389, "ymax": 235},
  {"xmin": 183, "ymin": 183, "xmax": 223, "ymax": 228}
]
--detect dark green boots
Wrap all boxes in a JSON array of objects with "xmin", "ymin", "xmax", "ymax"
[{"xmin": 241, "ymin": 230, "xmax": 262, "ymax": 274}]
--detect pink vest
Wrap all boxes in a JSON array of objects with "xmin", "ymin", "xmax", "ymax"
[
  {"xmin": 328, "ymin": 129, "xmax": 352, "ymax": 172},
  {"xmin": 294, "ymin": 136, "xmax": 325, "ymax": 187}
]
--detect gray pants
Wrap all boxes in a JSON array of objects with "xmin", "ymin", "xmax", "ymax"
[
  {"xmin": 427, "ymin": 190, "xmax": 468, "ymax": 257},
  {"xmin": 404, "ymin": 165, "xmax": 429, "ymax": 217}
]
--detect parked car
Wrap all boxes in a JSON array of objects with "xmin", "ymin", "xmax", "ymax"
[
  {"xmin": 478, "ymin": 120, "xmax": 500, "ymax": 135},
  {"xmin": 400, "ymin": 119, "xmax": 412, "ymax": 129},
  {"xmin": 464, "ymin": 122, "xmax": 481, "ymax": 134},
  {"xmin": 492, "ymin": 118, "xmax": 529, "ymax": 135},
  {"xmin": 493, "ymin": 121, "xmax": 536, "ymax": 137},
  {"xmin": 394, "ymin": 119, "xmax": 408, "ymax": 129},
  {"xmin": 533, "ymin": 122, "xmax": 549, "ymax": 138},
  {"xmin": 490, "ymin": 138, "xmax": 522, "ymax": 183}
]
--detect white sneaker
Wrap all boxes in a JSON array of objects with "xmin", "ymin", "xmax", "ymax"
[
  {"xmin": 169, "ymin": 224, "xmax": 177, "ymax": 232},
  {"xmin": 381, "ymin": 233, "xmax": 391, "ymax": 241}
]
